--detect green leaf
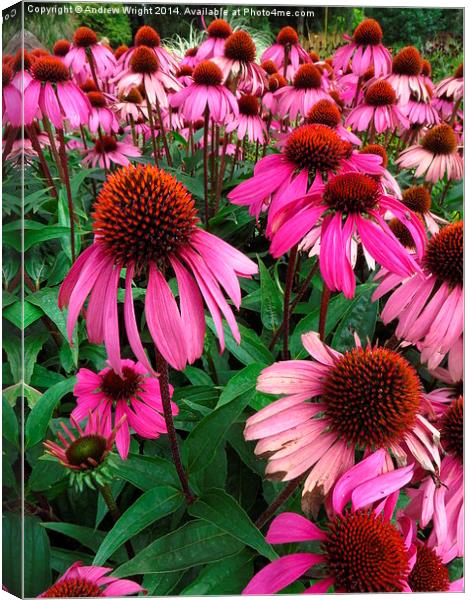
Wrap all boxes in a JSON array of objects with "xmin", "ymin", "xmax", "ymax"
[
  {"xmin": 290, "ymin": 283, "xmax": 375, "ymax": 357},
  {"xmin": 331, "ymin": 283, "xmax": 378, "ymax": 352},
  {"xmin": 2, "ymin": 334, "xmax": 22, "ymax": 381},
  {"xmin": 93, "ymin": 486, "xmax": 184, "ymax": 565},
  {"xmin": 258, "ymin": 258, "xmax": 283, "ymax": 330},
  {"xmin": 27, "ymin": 287, "xmax": 78, "ymax": 365},
  {"xmin": 184, "ymin": 388, "xmax": 253, "ymax": 474},
  {"xmin": 2, "ymin": 513, "xmax": 23, "ymax": 596},
  {"xmin": 110, "ymin": 452, "xmax": 179, "ymax": 490},
  {"xmin": 24, "ymin": 515, "xmax": 52, "ymax": 596},
  {"xmin": 29, "ymin": 459, "xmax": 67, "ymax": 492},
  {"xmin": 143, "ymin": 572, "xmax": 184, "ymax": 596},
  {"xmin": 113, "ymin": 520, "xmax": 245, "ymax": 577},
  {"xmin": 189, "ymin": 488, "xmax": 277, "ymax": 560},
  {"xmin": 24, "ymin": 332, "xmax": 49, "ymax": 385},
  {"xmin": 41, "ymin": 523, "xmax": 107, "ymax": 553},
  {"xmin": 206, "ymin": 317, "xmax": 273, "ymax": 366},
  {"xmin": 25, "ymin": 377, "xmax": 76, "ymax": 448},
  {"xmin": 2, "ymin": 394, "xmax": 19, "ymax": 447},
  {"xmin": 217, "ymin": 363, "xmax": 264, "ymax": 408},
  {"xmin": 181, "ymin": 549, "xmax": 254, "ymax": 595},
  {"xmin": 3, "ymin": 300, "xmax": 43, "ymax": 329}
]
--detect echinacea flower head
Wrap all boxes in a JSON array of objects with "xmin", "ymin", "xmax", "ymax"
[
  {"xmin": 260, "ymin": 59, "xmax": 278, "ymax": 75},
  {"xmin": 72, "ymin": 359, "xmax": 177, "ymax": 459},
  {"xmin": 229, "ymin": 123, "xmax": 346, "ymax": 211},
  {"xmin": 117, "ymin": 25, "xmax": 179, "ymax": 76},
  {"xmin": 262, "ymin": 72, "xmax": 287, "ymax": 113},
  {"xmin": 44, "ymin": 412, "xmax": 122, "ymax": 491},
  {"xmin": 374, "ymin": 221, "xmax": 463, "ymax": 375},
  {"xmin": 243, "ymin": 450, "xmax": 416, "ymax": 594},
  {"xmin": 52, "ymin": 39, "xmax": 71, "ymax": 58},
  {"xmin": 170, "ymin": 60, "xmax": 238, "ymax": 123},
  {"xmin": 225, "ymin": 93, "xmax": 266, "ymax": 142},
  {"xmin": 396, "ymin": 123, "xmax": 463, "ymax": 182},
  {"xmin": 274, "ymin": 63, "xmax": 331, "ymax": 120},
  {"xmin": 269, "ymin": 170, "xmax": 425, "ymax": 296},
  {"xmin": 38, "ymin": 561, "xmax": 143, "ymax": 597},
  {"xmin": 244, "ymin": 332, "xmax": 440, "ymax": 515},
  {"xmin": 404, "ymin": 395, "xmax": 463, "ymax": 564},
  {"xmin": 2, "ymin": 63, "xmax": 22, "ymax": 127},
  {"xmin": 261, "ymin": 26, "xmax": 311, "ymax": 80},
  {"xmin": 435, "ymin": 62, "xmax": 463, "ymax": 102},
  {"xmin": 114, "ymin": 45, "xmax": 180, "ymax": 108},
  {"xmin": 86, "ymin": 90, "xmax": 119, "ymax": 133},
  {"xmin": 386, "ymin": 45, "xmax": 429, "ymax": 104},
  {"xmin": 333, "ymin": 18, "xmax": 392, "ymax": 78},
  {"xmin": 213, "ymin": 31, "xmax": 267, "ymax": 94},
  {"xmin": 82, "ymin": 135, "xmax": 141, "ymax": 169},
  {"xmin": 25, "ymin": 55, "xmax": 91, "ymax": 128},
  {"xmin": 59, "ymin": 164, "xmax": 257, "ymax": 373},
  {"xmin": 64, "ymin": 26, "xmax": 116, "ymax": 80},
  {"xmin": 114, "ymin": 44, "xmax": 129, "ymax": 60},
  {"xmin": 401, "ymin": 185, "xmax": 443, "ymax": 234},
  {"xmin": 346, "ymin": 79, "xmax": 409, "ymax": 133},
  {"xmin": 407, "ymin": 544, "xmax": 455, "ymax": 592},
  {"xmin": 306, "ymin": 99, "xmax": 362, "ymax": 144},
  {"xmin": 196, "ymin": 18, "xmax": 233, "ymax": 61}
]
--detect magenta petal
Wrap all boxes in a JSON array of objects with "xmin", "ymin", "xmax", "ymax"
[
  {"xmin": 145, "ymin": 264, "xmax": 187, "ymax": 371},
  {"xmin": 266, "ymin": 512, "xmax": 327, "ymax": 544},
  {"xmin": 102, "ymin": 580, "xmax": 143, "ymax": 597},
  {"xmin": 103, "ymin": 266, "xmax": 122, "ymax": 376},
  {"xmin": 351, "ymin": 463, "xmax": 414, "ymax": 511},
  {"xmin": 170, "ymin": 256, "xmax": 205, "ymax": 363},
  {"xmin": 124, "ymin": 264, "xmax": 154, "ymax": 373},
  {"xmin": 243, "ymin": 553, "xmax": 323, "ymax": 595},
  {"xmin": 332, "ymin": 449, "xmax": 386, "ymax": 514}
]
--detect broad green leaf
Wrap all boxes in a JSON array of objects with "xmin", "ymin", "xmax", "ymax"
[
  {"xmin": 24, "ymin": 515, "xmax": 52, "ymax": 596},
  {"xmin": 217, "ymin": 363, "xmax": 264, "ymax": 408},
  {"xmin": 2, "ymin": 513, "xmax": 23, "ymax": 596},
  {"xmin": 93, "ymin": 486, "xmax": 184, "ymax": 565},
  {"xmin": 181, "ymin": 549, "xmax": 254, "ymax": 595},
  {"xmin": 206, "ymin": 317, "xmax": 273, "ymax": 366},
  {"xmin": 27, "ymin": 287, "xmax": 78, "ymax": 365},
  {"xmin": 42, "ymin": 523, "xmax": 107, "ymax": 553},
  {"xmin": 189, "ymin": 488, "xmax": 277, "ymax": 560},
  {"xmin": 24, "ymin": 332, "xmax": 49, "ymax": 385},
  {"xmin": 184, "ymin": 389, "xmax": 253, "ymax": 474},
  {"xmin": 113, "ymin": 520, "xmax": 244, "ymax": 577},
  {"xmin": 29, "ymin": 459, "xmax": 67, "ymax": 492},
  {"xmin": 331, "ymin": 283, "xmax": 378, "ymax": 352},
  {"xmin": 143, "ymin": 572, "xmax": 184, "ymax": 596},
  {"xmin": 110, "ymin": 452, "xmax": 179, "ymax": 490},
  {"xmin": 3, "ymin": 300, "xmax": 43, "ymax": 329},
  {"xmin": 258, "ymin": 258, "xmax": 283, "ymax": 330},
  {"xmin": 2, "ymin": 395, "xmax": 18, "ymax": 447},
  {"xmin": 290, "ymin": 283, "xmax": 375, "ymax": 357},
  {"xmin": 25, "ymin": 377, "xmax": 76, "ymax": 448}
]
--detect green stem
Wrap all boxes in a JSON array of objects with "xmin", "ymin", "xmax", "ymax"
[{"xmin": 99, "ymin": 484, "xmax": 135, "ymax": 558}]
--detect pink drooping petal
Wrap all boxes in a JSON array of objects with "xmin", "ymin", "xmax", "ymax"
[
  {"xmin": 145, "ymin": 264, "xmax": 187, "ymax": 371},
  {"xmin": 103, "ymin": 266, "xmax": 122, "ymax": 376},
  {"xmin": 351, "ymin": 464, "xmax": 414, "ymax": 512},
  {"xmin": 123, "ymin": 264, "xmax": 153, "ymax": 373},
  {"xmin": 243, "ymin": 554, "xmax": 323, "ymax": 595},
  {"xmin": 266, "ymin": 512, "xmax": 327, "ymax": 544},
  {"xmin": 170, "ymin": 256, "xmax": 205, "ymax": 364},
  {"xmin": 332, "ymin": 449, "xmax": 386, "ymax": 514}
]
